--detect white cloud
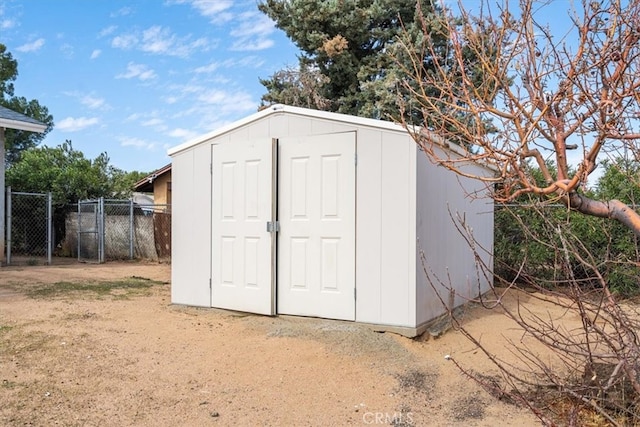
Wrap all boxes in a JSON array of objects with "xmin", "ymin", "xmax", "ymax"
[
  {"xmin": 193, "ymin": 62, "xmax": 220, "ymax": 74},
  {"xmin": 200, "ymin": 118, "xmax": 233, "ymax": 133},
  {"xmin": 141, "ymin": 26, "xmax": 175, "ymax": 54},
  {"xmin": 197, "ymin": 89, "xmax": 254, "ymax": 111},
  {"xmin": 111, "ymin": 7, "xmax": 134, "ymax": 18},
  {"xmin": 99, "ymin": 25, "xmax": 117, "ymax": 38},
  {"xmin": 112, "ymin": 26, "xmax": 212, "ymax": 57},
  {"xmin": 112, "ymin": 33, "xmax": 138, "ymax": 49},
  {"xmin": 142, "ymin": 118, "xmax": 164, "ymax": 127},
  {"xmin": 60, "ymin": 43, "xmax": 74, "ymax": 58},
  {"xmin": 57, "ymin": 117, "xmax": 99, "ymax": 131},
  {"xmin": 170, "ymin": 0, "xmax": 233, "ymax": 23},
  {"xmin": 232, "ymin": 38, "xmax": 274, "ymax": 51},
  {"xmin": 63, "ymin": 91, "xmax": 108, "ymax": 110},
  {"xmin": 189, "ymin": 37, "xmax": 211, "ymax": 51},
  {"xmin": 164, "ymin": 96, "xmax": 179, "ymax": 104},
  {"xmin": 168, "ymin": 127, "xmax": 199, "ymax": 140},
  {"xmin": 141, "ymin": 117, "xmax": 168, "ymax": 132},
  {"xmin": 192, "ymin": 0, "xmax": 233, "ymax": 22},
  {"xmin": 230, "ymin": 12, "xmax": 275, "ymax": 51},
  {"xmin": 16, "ymin": 38, "xmax": 45, "ymax": 52},
  {"xmin": 119, "ymin": 136, "xmax": 156, "ymax": 150},
  {"xmin": 193, "ymin": 56, "xmax": 265, "ymax": 75},
  {"xmin": 90, "ymin": 49, "xmax": 101, "ymax": 59},
  {"xmin": 235, "ymin": 55, "xmax": 266, "ymax": 68},
  {"xmin": 162, "ymin": 83, "xmax": 207, "ymax": 105},
  {"xmin": 81, "ymin": 94, "xmax": 106, "ymax": 109},
  {"xmin": 170, "ymin": 105, "xmax": 199, "ymax": 119},
  {"xmin": 1, "ymin": 18, "xmax": 15, "ymax": 30},
  {"xmin": 231, "ymin": 12, "xmax": 274, "ymax": 38},
  {"xmin": 116, "ymin": 62, "xmax": 157, "ymax": 81},
  {"xmin": 178, "ymin": 83, "xmax": 205, "ymax": 94}
]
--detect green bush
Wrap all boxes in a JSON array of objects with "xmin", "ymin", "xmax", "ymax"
[{"xmin": 494, "ymin": 160, "xmax": 640, "ymax": 296}]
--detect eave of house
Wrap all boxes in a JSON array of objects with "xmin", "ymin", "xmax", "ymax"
[
  {"xmin": 134, "ymin": 163, "xmax": 172, "ymax": 193},
  {"xmin": 0, "ymin": 105, "xmax": 47, "ymax": 133}
]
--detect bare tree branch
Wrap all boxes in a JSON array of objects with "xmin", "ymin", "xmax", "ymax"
[{"xmin": 398, "ymin": 0, "xmax": 640, "ymax": 236}]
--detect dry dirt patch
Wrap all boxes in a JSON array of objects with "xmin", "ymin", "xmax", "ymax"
[{"xmin": 0, "ymin": 261, "xmax": 537, "ymax": 426}]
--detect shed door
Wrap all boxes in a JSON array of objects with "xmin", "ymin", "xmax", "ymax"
[
  {"xmin": 211, "ymin": 139, "xmax": 275, "ymax": 315},
  {"xmin": 277, "ymin": 132, "xmax": 356, "ymax": 321}
]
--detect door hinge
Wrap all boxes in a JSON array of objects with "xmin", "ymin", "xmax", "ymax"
[
  {"xmin": 210, "ymin": 163, "xmax": 212, "ymax": 174},
  {"xmin": 209, "ymin": 278, "xmax": 212, "ymax": 289},
  {"xmin": 354, "ymin": 287, "xmax": 357, "ymax": 300},
  {"xmin": 266, "ymin": 221, "xmax": 280, "ymax": 233},
  {"xmin": 354, "ymin": 153, "xmax": 358, "ymax": 165}
]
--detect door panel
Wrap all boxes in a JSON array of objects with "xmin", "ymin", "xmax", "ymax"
[
  {"xmin": 211, "ymin": 139, "xmax": 274, "ymax": 315},
  {"xmin": 278, "ymin": 132, "xmax": 356, "ymax": 321}
]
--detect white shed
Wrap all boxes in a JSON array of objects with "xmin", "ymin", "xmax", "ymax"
[{"xmin": 168, "ymin": 104, "xmax": 493, "ymax": 337}]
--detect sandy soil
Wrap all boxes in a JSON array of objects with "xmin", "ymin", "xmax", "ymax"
[{"xmin": 0, "ymin": 261, "xmax": 546, "ymax": 426}]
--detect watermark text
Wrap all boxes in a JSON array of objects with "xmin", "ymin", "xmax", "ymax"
[{"xmin": 362, "ymin": 411, "xmax": 414, "ymax": 424}]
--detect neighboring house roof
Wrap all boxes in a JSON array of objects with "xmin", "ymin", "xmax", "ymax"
[
  {"xmin": 0, "ymin": 105, "xmax": 47, "ymax": 133},
  {"xmin": 134, "ymin": 163, "xmax": 172, "ymax": 193}
]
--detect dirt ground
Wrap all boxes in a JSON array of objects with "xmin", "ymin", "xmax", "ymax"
[{"xmin": 0, "ymin": 261, "xmax": 548, "ymax": 426}]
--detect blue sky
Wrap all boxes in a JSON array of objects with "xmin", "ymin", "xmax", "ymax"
[
  {"xmin": 1, "ymin": 0, "xmax": 299, "ymax": 173},
  {"xmin": 1, "ymin": 0, "xmax": 584, "ymax": 176}
]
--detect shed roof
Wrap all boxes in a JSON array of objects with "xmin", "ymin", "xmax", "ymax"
[
  {"xmin": 167, "ymin": 104, "xmax": 411, "ymax": 157},
  {"xmin": 0, "ymin": 105, "xmax": 47, "ymax": 133}
]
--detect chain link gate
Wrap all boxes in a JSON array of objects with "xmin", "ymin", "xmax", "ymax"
[
  {"xmin": 77, "ymin": 198, "xmax": 160, "ymax": 263},
  {"xmin": 103, "ymin": 199, "xmax": 135, "ymax": 261},
  {"xmin": 5, "ymin": 187, "xmax": 53, "ymax": 265},
  {"xmin": 77, "ymin": 198, "xmax": 105, "ymax": 263}
]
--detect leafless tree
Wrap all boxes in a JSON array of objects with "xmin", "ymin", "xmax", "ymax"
[
  {"xmin": 398, "ymin": 0, "xmax": 640, "ymax": 234},
  {"xmin": 259, "ymin": 64, "xmax": 332, "ymax": 111},
  {"xmin": 401, "ymin": 0, "xmax": 640, "ymax": 423}
]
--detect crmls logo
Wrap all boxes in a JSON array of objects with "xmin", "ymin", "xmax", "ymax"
[{"xmin": 362, "ymin": 412, "xmax": 414, "ymax": 424}]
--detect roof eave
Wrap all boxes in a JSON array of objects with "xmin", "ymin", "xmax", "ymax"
[
  {"xmin": 167, "ymin": 104, "xmax": 411, "ymax": 157},
  {"xmin": 133, "ymin": 163, "xmax": 172, "ymax": 191},
  {"xmin": 164, "ymin": 104, "xmax": 497, "ymax": 172},
  {"xmin": 0, "ymin": 118, "xmax": 48, "ymax": 133},
  {"xmin": 167, "ymin": 106, "xmax": 278, "ymax": 157}
]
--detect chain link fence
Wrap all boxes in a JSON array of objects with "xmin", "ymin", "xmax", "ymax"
[
  {"xmin": 5, "ymin": 188, "xmax": 52, "ymax": 265},
  {"xmin": 3, "ymin": 191, "xmax": 171, "ymax": 265},
  {"xmin": 64, "ymin": 198, "xmax": 171, "ymax": 263}
]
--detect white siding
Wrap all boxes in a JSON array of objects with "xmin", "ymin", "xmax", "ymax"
[
  {"xmin": 415, "ymin": 146, "xmax": 493, "ymax": 326},
  {"xmin": 284, "ymin": 115, "xmax": 312, "ymax": 135}
]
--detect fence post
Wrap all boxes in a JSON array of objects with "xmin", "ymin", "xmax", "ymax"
[
  {"xmin": 46, "ymin": 192, "xmax": 52, "ymax": 265},
  {"xmin": 76, "ymin": 202, "xmax": 81, "ymax": 262},
  {"xmin": 98, "ymin": 197, "xmax": 105, "ymax": 263},
  {"xmin": 6, "ymin": 186, "xmax": 11, "ymax": 266},
  {"xmin": 129, "ymin": 198, "xmax": 134, "ymax": 259}
]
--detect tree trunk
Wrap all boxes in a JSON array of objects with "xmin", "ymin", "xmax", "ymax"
[{"xmin": 568, "ymin": 192, "xmax": 640, "ymax": 237}]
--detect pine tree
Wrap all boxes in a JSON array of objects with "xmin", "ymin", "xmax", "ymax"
[{"xmin": 258, "ymin": 0, "xmax": 453, "ymax": 121}]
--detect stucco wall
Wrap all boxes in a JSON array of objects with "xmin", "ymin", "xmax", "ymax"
[{"xmin": 152, "ymin": 172, "xmax": 172, "ymax": 207}]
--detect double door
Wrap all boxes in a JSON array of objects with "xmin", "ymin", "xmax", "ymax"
[{"xmin": 210, "ymin": 132, "xmax": 355, "ymax": 320}]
